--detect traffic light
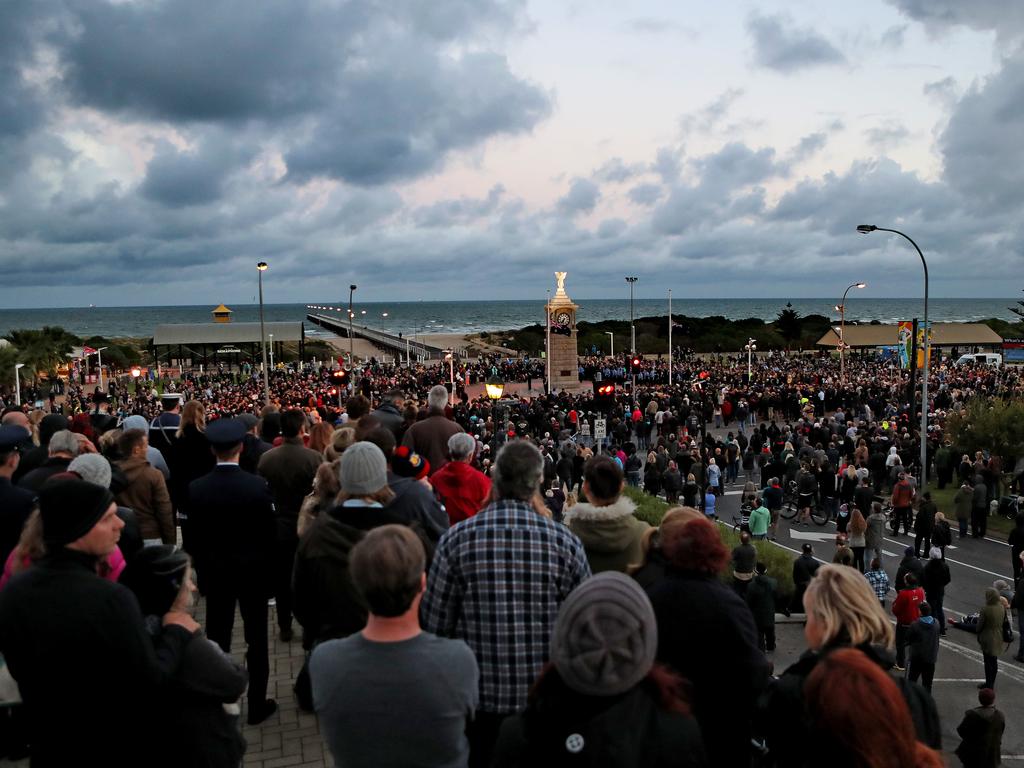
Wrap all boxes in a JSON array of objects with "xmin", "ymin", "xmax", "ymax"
[
  {"xmin": 331, "ymin": 369, "xmax": 349, "ymax": 386},
  {"xmin": 593, "ymin": 379, "xmax": 615, "ymax": 412},
  {"xmin": 631, "ymin": 356, "xmax": 641, "ymax": 368}
]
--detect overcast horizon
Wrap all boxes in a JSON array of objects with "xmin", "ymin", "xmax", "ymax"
[{"xmin": 1, "ymin": 1, "xmax": 1023, "ymax": 307}]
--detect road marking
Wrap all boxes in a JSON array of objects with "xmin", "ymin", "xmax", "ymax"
[
  {"xmin": 789, "ymin": 529, "xmax": 837, "ymax": 543},
  {"xmin": 936, "ymin": 637, "xmax": 1024, "ymax": 685},
  {"xmin": 880, "ymin": 535, "xmax": 1013, "ymax": 581},
  {"xmin": 932, "ymin": 678, "xmax": 985, "ymax": 682}
]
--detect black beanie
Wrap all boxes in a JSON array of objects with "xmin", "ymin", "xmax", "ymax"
[
  {"xmin": 40, "ymin": 478, "xmax": 115, "ymax": 548},
  {"xmin": 118, "ymin": 545, "xmax": 190, "ymax": 616}
]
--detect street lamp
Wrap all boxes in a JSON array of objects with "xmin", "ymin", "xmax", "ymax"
[
  {"xmin": 604, "ymin": 331, "xmax": 615, "ymax": 358},
  {"xmin": 625, "ymin": 276, "xmax": 638, "ymax": 353},
  {"xmin": 744, "ymin": 338, "xmax": 756, "ymax": 381},
  {"xmin": 835, "ymin": 281, "xmax": 867, "ymax": 381},
  {"xmin": 257, "ymin": 262, "xmax": 270, "ymax": 405},
  {"xmin": 269, "ymin": 333, "xmax": 274, "ymax": 369},
  {"xmin": 14, "ymin": 363, "xmax": 25, "ymax": 406},
  {"xmin": 348, "ymin": 284, "xmax": 357, "ymax": 371},
  {"xmin": 444, "ymin": 349, "xmax": 455, "ymax": 405},
  {"xmin": 486, "ymin": 370, "xmax": 504, "ymax": 453},
  {"xmin": 857, "ymin": 224, "xmax": 929, "ymax": 490}
]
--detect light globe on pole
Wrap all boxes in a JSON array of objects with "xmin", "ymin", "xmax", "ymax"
[
  {"xmin": 257, "ymin": 261, "xmax": 270, "ymax": 405},
  {"xmin": 837, "ymin": 281, "xmax": 867, "ymax": 381}
]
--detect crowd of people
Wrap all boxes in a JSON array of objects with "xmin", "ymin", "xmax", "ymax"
[{"xmin": 0, "ymin": 346, "xmax": 1021, "ymax": 767}]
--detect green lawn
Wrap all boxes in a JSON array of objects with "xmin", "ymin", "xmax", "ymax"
[
  {"xmin": 623, "ymin": 487, "xmax": 795, "ymax": 598},
  {"xmin": 928, "ymin": 484, "xmax": 1015, "ymax": 538}
]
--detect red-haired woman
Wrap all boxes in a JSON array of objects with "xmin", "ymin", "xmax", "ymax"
[
  {"xmin": 646, "ymin": 516, "xmax": 769, "ymax": 767},
  {"xmin": 805, "ymin": 648, "xmax": 944, "ymax": 768}
]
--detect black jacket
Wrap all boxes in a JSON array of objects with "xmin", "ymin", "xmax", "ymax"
[
  {"xmin": 792, "ymin": 553, "xmax": 820, "ymax": 587},
  {"xmin": 922, "ymin": 558, "xmax": 951, "ymax": 599},
  {"xmin": 493, "ymin": 670, "xmax": 707, "ymax": 768},
  {"xmin": 648, "ymin": 568, "xmax": 769, "ymax": 767},
  {"xmin": 759, "ymin": 643, "xmax": 941, "ymax": 768},
  {"xmin": 386, "ymin": 472, "xmax": 448, "ymax": 544},
  {"xmin": 16, "ymin": 456, "xmax": 71, "ymax": 493},
  {"xmin": 745, "ymin": 573, "xmax": 778, "ymax": 628},
  {"xmin": 0, "ymin": 477, "xmax": 35, "ymax": 566},
  {"xmin": 0, "ymin": 549, "xmax": 192, "ymax": 767},
  {"xmin": 907, "ymin": 617, "xmax": 941, "ymax": 664},
  {"xmin": 895, "ymin": 555, "xmax": 925, "ymax": 591},
  {"xmin": 186, "ymin": 465, "xmax": 276, "ymax": 594},
  {"xmin": 292, "ymin": 503, "xmax": 409, "ymax": 648}
]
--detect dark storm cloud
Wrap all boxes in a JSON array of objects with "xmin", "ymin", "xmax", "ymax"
[
  {"xmin": 884, "ymin": 0, "xmax": 1024, "ymax": 39},
  {"xmin": 864, "ymin": 121, "xmax": 911, "ymax": 150},
  {"xmin": 627, "ymin": 184, "xmax": 663, "ymax": 206},
  {"xmin": 594, "ymin": 158, "xmax": 644, "ymax": 183},
  {"xmin": 141, "ymin": 136, "xmax": 254, "ymax": 208},
  {"xmin": 557, "ymin": 179, "xmax": 601, "ymax": 215},
  {"xmin": 412, "ymin": 185, "xmax": 506, "ymax": 227},
  {"xmin": 789, "ymin": 132, "xmax": 828, "ymax": 162},
  {"xmin": 746, "ymin": 12, "xmax": 846, "ymax": 73},
  {"xmin": 940, "ymin": 51, "xmax": 1024, "ymax": 210},
  {"xmin": 284, "ymin": 50, "xmax": 551, "ymax": 185}
]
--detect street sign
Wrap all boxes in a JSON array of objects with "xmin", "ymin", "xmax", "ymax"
[
  {"xmin": 580, "ymin": 421, "xmax": 590, "ymax": 436},
  {"xmin": 594, "ymin": 419, "xmax": 606, "ymax": 439}
]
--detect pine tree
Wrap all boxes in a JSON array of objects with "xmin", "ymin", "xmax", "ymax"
[{"xmin": 775, "ymin": 302, "xmax": 803, "ymax": 348}]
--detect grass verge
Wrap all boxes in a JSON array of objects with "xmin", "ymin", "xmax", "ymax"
[{"xmin": 623, "ymin": 487, "xmax": 795, "ymax": 598}]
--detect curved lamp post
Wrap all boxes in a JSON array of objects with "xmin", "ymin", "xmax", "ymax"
[
  {"xmin": 744, "ymin": 338, "xmax": 757, "ymax": 381},
  {"xmin": 14, "ymin": 363, "xmax": 25, "ymax": 406},
  {"xmin": 857, "ymin": 224, "xmax": 929, "ymax": 490},
  {"xmin": 625, "ymin": 276, "xmax": 638, "ymax": 353},
  {"xmin": 257, "ymin": 262, "xmax": 270, "ymax": 405},
  {"xmin": 836, "ymin": 281, "xmax": 867, "ymax": 381}
]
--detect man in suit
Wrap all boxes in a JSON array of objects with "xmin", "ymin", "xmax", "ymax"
[
  {"xmin": 187, "ymin": 418, "xmax": 278, "ymax": 726},
  {"xmin": 0, "ymin": 425, "xmax": 36, "ymax": 565},
  {"xmin": 258, "ymin": 409, "xmax": 322, "ymax": 642}
]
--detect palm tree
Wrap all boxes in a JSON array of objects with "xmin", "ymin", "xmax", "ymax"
[{"xmin": 2, "ymin": 326, "xmax": 79, "ymax": 382}]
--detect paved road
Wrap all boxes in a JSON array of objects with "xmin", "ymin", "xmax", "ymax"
[{"xmin": 710, "ymin": 474, "xmax": 1024, "ymax": 761}]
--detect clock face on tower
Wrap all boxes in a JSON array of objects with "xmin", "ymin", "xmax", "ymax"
[{"xmin": 554, "ymin": 311, "xmax": 571, "ymax": 325}]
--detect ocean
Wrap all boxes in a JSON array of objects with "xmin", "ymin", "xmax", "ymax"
[{"xmin": 0, "ymin": 298, "xmax": 1019, "ymax": 339}]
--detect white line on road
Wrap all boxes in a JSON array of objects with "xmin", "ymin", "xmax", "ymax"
[
  {"xmin": 880, "ymin": 535, "xmax": 1013, "ymax": 581},
  {"xmin": 932, "ymin": 678, "xmax": 985, "ymax": 682}
]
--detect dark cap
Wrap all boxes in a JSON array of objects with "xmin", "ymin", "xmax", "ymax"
[
  {"xmin": 237, "ymin": 413, "xmax": 259, "ymax": 431},
  {"xmin": 0, "ymin": 425, "xmax": 31, "ymax": 454},
  {"xmin": 205, "ymin": 417, "xmax": 247, "ymax": 450}
]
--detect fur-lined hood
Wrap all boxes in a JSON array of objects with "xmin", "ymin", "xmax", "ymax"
[{"xmin": 563, "ymin": 497, "xmax": 636, "ymax": 524}]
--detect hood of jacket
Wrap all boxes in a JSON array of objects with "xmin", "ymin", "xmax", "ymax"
[
  {"xmin": 564, "ymin": 498, "xmax": 643, "ymax": 554},
  {"xmin": 117, "ymin": 455, "xmax": 152, "ymax": 483},
  {"xmin": 985, "ymin": 587, "xmax": 1000, "ymax": 605},
  {"xmin": 300, "ymin": 504, "xmax": 405, "ymax": 560}
]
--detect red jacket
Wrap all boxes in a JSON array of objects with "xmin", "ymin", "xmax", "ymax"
[
  {"xmin": 893, "ymin": 586, "xmax": 925, "ymax": 625},
  {"xmin": 430, "ymin": 460, "xmax": 491, "ymax": 526}
]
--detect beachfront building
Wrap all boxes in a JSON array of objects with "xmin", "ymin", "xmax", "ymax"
[{"xmin": 815, "ymin": 322, "xmax": 1003, "ymax": 357}]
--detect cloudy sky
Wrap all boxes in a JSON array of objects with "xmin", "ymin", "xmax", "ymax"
[{"xmin": 1, "ymin": 0, "xmax": 1022, "ymax": 307}]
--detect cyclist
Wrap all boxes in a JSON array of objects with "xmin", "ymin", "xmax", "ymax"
[{"xmin": 796, "ymin": 462, "xmax": 818, "ymax": 526}]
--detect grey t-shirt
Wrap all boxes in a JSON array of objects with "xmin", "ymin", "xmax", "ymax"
[{"xmin": 311, "ymin": 631, "xmax": 479, "ymax": 768}]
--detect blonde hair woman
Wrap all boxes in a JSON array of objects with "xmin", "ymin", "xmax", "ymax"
[
  {"xmin": 176, "ymin": 400, "xmax": 206, "ymax": 438},
  {"xmin": 759, "ymin": 565, "xmax": 941, "ymax": 765}
]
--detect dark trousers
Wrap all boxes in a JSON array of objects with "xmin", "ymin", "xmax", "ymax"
[
  {"xmin": 983, "ymin": 654, "xmax": 998, "ymax": 688},
  {"xmin": 757, "ymin": 625, "xmax": 776, "ymax": 652},
  {"xmin": 908, "ymin": 660, "xmax": 935, "ymax": 690},
  {"xmin": 274, "ymin": 537, "xmax": 298, "ymax": 632},
  {"xmin": 914, "ymin": 532, "xmax": 931, "ymax": 558},
  {"xmin": 971, "ymin": 508, "xmax": 987, "ymax": 538},
  {"xmin": 895, "ymin": 623, "xmax": 911, "ymax": 668},
  {"xmin": 206, "ymin": 587, "xmax": 270, "ymax": 706},
  {"xmin": 892, "ymin": 507, "xmax": 912, "ymax": 536},
  {"xmin": 1017, "ymin": 612, "xmax": 1024, "ymax": 660},
  {"xmin": 852, "ymin": 546, "xmax": 866, "ymax": 572},
  {"xmin": 958, "ymin": 518, "xmax": 968, "ymax": 537},
  {"xmin": 468, "ymin": 711, "xmax": 509, "ymax": 768},
  {"xmin": 926, "ymin": 593, "xmax": 946, "ymax": 631}
]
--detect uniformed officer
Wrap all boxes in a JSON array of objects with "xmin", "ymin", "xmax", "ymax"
[
  {"xmin": 0, "ymin": 425, "xmax": 37, "ymax": 565},
  {"xmin": 185, "ymin": 417, "xmax": 278, "ymax": 725}
]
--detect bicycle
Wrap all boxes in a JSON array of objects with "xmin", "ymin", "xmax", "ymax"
[{"xmin": 779, "ymin": 482, "xmax": 830, "ymax": 526}]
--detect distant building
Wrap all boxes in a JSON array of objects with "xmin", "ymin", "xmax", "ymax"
[{"xmin": 816, "ymin": 322, "xmax": 1002, "ymax": 350}]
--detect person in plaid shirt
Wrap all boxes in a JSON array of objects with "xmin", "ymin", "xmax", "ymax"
[
  {"xmin": 421, "ymin": 440, "xmax": 591, "ymax": 768},
  {"xmin": 865, "ymin": 557, "xmax": 891, "ymax": 607}
]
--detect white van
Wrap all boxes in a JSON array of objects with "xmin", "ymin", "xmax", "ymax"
[{"xmin": 954, "ymin": 352, "xmax": 1002, "ymax": 368}]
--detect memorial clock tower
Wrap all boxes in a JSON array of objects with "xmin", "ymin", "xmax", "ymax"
[{"xmin": 546, "ymin": 272, "xmax": 581, "ymax": 392}]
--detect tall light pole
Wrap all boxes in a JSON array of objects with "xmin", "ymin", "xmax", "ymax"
[
  {"xmin": 835, "ymin": 281, "xmax": 866, "ymax": 381},
  {"xmin": 268, "ymin": 333, "xmax": 274, "ymax": 369},
  {"xmin": 14, "ymin": 363, "xmax": 25, "ymax": 406},
  {"xmin": 857, "ymin": 225, "xmax": 929, "ymax": 490},
  {"xmin": 625, "ymin": 276, "xmax": 638, "ymax": 353},
  {"xmin": 348, "ymin": 284, "xmax": 357, "ymax": 370},
  {"xmin": 545, "ymin": 288, "xmax": 551, "ymax": 394},
  {"xmin": 604, "ymin": 331, "xmax": 614, "ymax": 358},
  {"xmin": 444, "ymin": 349, "xmax": 455, "ymax": 405},
  {"xmin": 744, "ymin": 338, "xmax": 756, "ymax": 381},
  {"xmin": 667, "ymin": 289, "xmax": 673, "ymax": 386},
  {"xmin": 257, "ymin": 262, "xmax": 270, "ymax": 405}
]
